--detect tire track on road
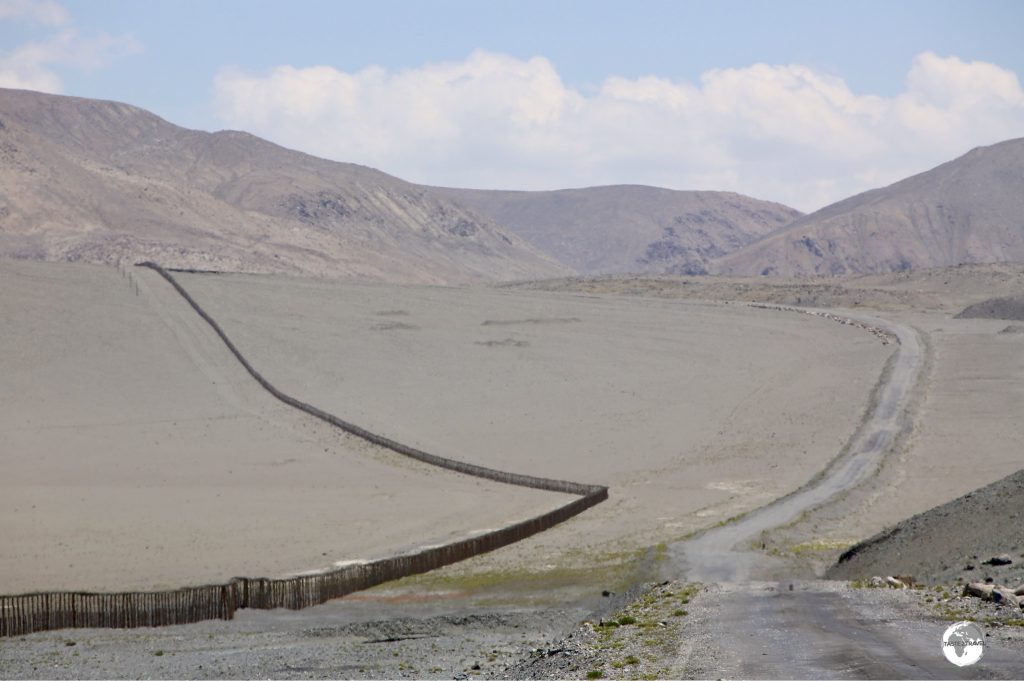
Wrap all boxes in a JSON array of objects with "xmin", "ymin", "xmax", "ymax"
[{"xmin": 670, "ymin": 307, "xmax": 923, "ymax": 582}]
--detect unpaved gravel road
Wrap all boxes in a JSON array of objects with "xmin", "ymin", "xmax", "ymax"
[
  {"xmin": 677, "ymin": 582, "xmax": 1024, "ymax": 680},
  {"xmin": 661, "ymin": 310, "xmax": 1024, "ymax": 677},
  {"xmin": 6, "ymin": 304, "xmax": 1012, "ymax": 680},
  {"xmin": 516, "ymin": 580, "xmax": 1024, "ymax": 680},
  {"xmin": 670, "ymin": 309, "xmax": 923, "ymax": 583}
]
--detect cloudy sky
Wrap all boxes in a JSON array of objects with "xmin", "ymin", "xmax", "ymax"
[{"xmin": 1, "ymin": 0, "xmax": 1022, "ymax": 211}]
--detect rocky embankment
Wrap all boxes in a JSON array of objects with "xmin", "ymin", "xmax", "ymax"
[{"xmin": 828, "ymin": 468, "xmax": 1024, "ymax": 586}]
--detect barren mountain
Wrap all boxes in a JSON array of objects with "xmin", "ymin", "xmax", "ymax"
[
  {"xmin": 432, "ymin": 185, "xmax": 802, "ymax": 275},
  {"xmin": 714, "ymin": 138, "xmax": 1024, "ymax": 277},
  {"xmin": 0, "ymin": 88, "xmax": 568, "ymax": 284}
]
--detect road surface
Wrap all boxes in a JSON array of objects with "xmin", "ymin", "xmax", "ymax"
[
  {"xmin": 676, "ymin": 581, "xmax": 1024, "ymax": 679},
  {"xmin": 670, "ymin": 310, "xmax": 922, "ymax": 582},
  {"xmin": 666, "ymin": 311, "xmax": 1024, "ymax": 677}
]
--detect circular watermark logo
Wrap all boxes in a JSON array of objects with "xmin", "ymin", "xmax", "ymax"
[{"xmin": 941, "ymin": 621, "xmax": 984, "ymax": 667}]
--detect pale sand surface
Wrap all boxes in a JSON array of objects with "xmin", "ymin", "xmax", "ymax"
[
  {"xmin": 791, "ymin": 309, "xmax": 1024, "ymax": 549},
  {"xmin": 0, "ymin": 261, "xmax": 568, "ymax": 594},
  {"xmin": 180, "ymin": 272, "xmax": 891, "ymax": 573}
]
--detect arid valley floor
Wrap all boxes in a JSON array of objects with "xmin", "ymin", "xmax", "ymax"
[{"xmin": 2, "ymin": 260, "xmax": 1024, "ymax": 678}]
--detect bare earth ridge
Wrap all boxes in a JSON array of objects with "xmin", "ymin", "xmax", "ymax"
[
  {"xmin": 433, "ymin": 185, "xmax": 801, "ymax": 276},
  {"xmin": 0, "ymin": 88, "xmax": 567, "ymax": 284},
  {"xmin": 713, "ymin": 137, "xmax": 1024, "ymax": 276}
]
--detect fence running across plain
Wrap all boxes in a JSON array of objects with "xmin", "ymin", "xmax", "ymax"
[{"xmin": 0, "ymin": 263, "xmax": 607, "ymax": 637}]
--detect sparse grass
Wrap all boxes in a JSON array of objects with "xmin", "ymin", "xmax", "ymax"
[
  {"xmin": 787, "ymin": 540, "xmax": 855, "ymax": 556},
  {"xmin": 374, "ymin": 545, "xmax": 653, "ymax": 602},
  {"xmin": 712, "ymin": 512, "xmax": 747, "ymax": 529},
  {"xmin": 586, "ymin": 670, "xmax": 604, "ymax": 679}
]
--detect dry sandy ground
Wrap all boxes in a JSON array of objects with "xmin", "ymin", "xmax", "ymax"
[
  {"xmin": 516, "ymin": 262, "xmax": 1024, "ymax": 313},
  {"xmin": 178, "ymin": 271, "xmax": 890, "ymax": 578},
  {"xmin": 0, "ymin": 261, "xmax": 568, "ymax": 594},
  {"xmin": 516, "ymin": 272, "xmax": 1024, "ymax": 576},
  {"xmin": 774, "ymin": 308, "xmax": 1024, "ymax": 564}
]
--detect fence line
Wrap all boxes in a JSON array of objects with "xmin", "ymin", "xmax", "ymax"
[{"xmin": 1, "ymin": 263, "xmax": 607, "ymax": 637}]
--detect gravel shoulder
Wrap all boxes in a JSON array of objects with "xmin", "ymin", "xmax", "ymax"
[
  {"xmin": 503, "ymin": 580, "xmax": 1024, "ymax": 680},
  {"xmin": 0, "ymin": 583, "xmax": 640, "ymax": 680}
]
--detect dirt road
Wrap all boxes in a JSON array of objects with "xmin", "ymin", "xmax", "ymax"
[
  {"xmin": 677, "ymin": 582, "xmax": 1024, "ymax": 679},
  {"xmin": 664, "ymin": 311, "xmax": 1024, "ymax": 677},
  {"xmin": 670, "ymin": 310, "xmax": 923, "ymax": 582}
]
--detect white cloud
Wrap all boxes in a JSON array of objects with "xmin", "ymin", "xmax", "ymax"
[
  {"xmin": 0, "ymin": 0, "xmax": 69, "ymax": 26},
  {"xmin": 0, "ymin": 2, "xmax": 139, "ymax": 93},
  {"xmin": 214, "ymin": 50, "xmax": 1024, "ymax": 212}
]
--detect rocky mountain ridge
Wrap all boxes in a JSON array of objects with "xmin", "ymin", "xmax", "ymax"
[
  {"xmin": 713, "ymin": 138, "xmax": 1024, "ymax": 277},
  {"xmin": 0, "ymin": 88, "xmax": 568, "ymax": 284},
  {"xmin": 434, "ymin": 185, "xmax": 802, "ymax": 275}
]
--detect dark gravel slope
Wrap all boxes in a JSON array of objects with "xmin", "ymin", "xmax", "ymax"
[
  {"xmin": 956, "ymin": 295, "xmax": 1024, "ymax": 321},
  {"xmin": 828, "ymin": 469, "xmax": 1024, "ymax": 585}
]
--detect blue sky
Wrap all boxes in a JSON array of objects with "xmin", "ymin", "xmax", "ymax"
[{"xmin": 2, "ymin": 0, "xmax": 1023, "ymax": 210}]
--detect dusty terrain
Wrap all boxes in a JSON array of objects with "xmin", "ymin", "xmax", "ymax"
[
  {"xmin": 0, "ymin": 260, "xmax": 568, "ymax": 593},
  {"xmin": 512, "ymin": 262, "xmax": 1024, "ymax": 312},
  {"xmin": 510, "ymin": 580, "xmax": 1024, "ymax": 679},
  {"xmin": 4, "ymin": 262, "xmax": 1022, "ymax": 678},
  {"xmin": 764, "ymin": 308, "xmax": 1024, "ymax": 577},
  {"xmin": 175, "ymin": 269, "xmax": 888, "ymax": 579},
  {"xmin": 519, "ymin": 271, "xmax": 1024, "ymax": 578}
]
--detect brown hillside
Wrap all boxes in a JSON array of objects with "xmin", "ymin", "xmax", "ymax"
[
  {"xmin": 0, "ymin": 88, "xmax": 568, "ymax": 284},
  {"xmin": 714, "ymin": 138, "xmax": 1024, "ymax": 277},
  {"xmin": 433, "ymin": 185, "xmax": 801, "ymax": 275}
]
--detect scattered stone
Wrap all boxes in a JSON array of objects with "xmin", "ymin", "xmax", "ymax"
[
  {"xmin": 984, "ymin": 554, "xmax": 1014, "ymax": 566},
  {"xmin": 992, "ymin": 588, "xmax": 1021, "ymax": 607},
  {"xmin": 885, "ymin": 576, "xmax": 907, "ymax": 589},
  {"xmin": 964, "ymin": 582, "xmax": 995, "ymax": 600}
]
